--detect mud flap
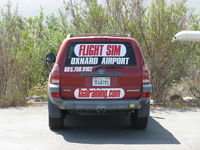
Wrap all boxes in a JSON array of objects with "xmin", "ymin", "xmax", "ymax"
[
  {"xmin": 137, "ymin": 101, "xmax": 150, "ymax": 118},
  {"xmin": 48, "ymin": 99, "xmax": 63, "ymax": 118}
]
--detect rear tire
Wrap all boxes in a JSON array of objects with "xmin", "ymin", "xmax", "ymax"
[
  {"xmin": 131, "ymin": 114, "xmax": 148, "ymax": 129},
  {"xmin": 48, "ymin": 100, "xmax": 64, "ymax": 130},
  {"xmin": 131, "ymin": 102, "xmax": 150, "ymax": 129},
  {"xmin": 49, "ymin": 117, "xmax": 64, "ymax": 130}
]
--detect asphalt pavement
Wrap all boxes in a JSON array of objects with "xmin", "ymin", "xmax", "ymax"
[{"xmin": 0, "ymin": 105, "xmax": 199, "ymax": 150}]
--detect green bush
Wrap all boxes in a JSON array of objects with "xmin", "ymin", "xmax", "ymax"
[
  {"xmin": 62, "ymin": 0, "xmax": 200, "ymax": 102},
  {"xmin": 0, "ymin": 0, "xmax": 199, "ymax": 107}
]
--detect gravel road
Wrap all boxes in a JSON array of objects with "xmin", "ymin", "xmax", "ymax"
[{"xmin": 0, "ymin": 106, "xmax": 199, "ymax": 150}]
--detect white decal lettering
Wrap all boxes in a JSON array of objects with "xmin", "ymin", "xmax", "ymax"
[
  {"xmin": 64, "ymin": 67, "xmax": 93, "ymax": 72},
  {"xmin": 70, "ymin": 57, "xmax": 98, "ymax": 65},
  {"xmin": 100, "ymin": 57, "xmax": 130, "ymax": 65}
]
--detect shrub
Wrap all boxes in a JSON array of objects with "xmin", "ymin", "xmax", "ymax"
[
  {"xmin": 61, "ymin": 0, "xmax": 199, "ymax": 102},
  {"xmin": 0, "ymin": 0, "xmax": 199, "ymax": 106}
]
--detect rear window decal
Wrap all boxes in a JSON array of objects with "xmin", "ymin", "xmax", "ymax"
[
  {"xmin": 70, "ymin": 57, "xmax": 130, "ymax": 65},
  {"xmin": 71, "ymin": 57, "xmax": 98, "ymax": 65},
  {"xmin": 101, "ymin": 57, "xmax": 130, "ymax": 65},
  {"xmin": 74, "ymin": 88, "xmax": 125, "ymax": 99},
  {"xmin": 66, "ymin": 42, "xmax": 136, "ymax": 66},
  {"xmin": 74, "ymin": 44, "xmax": 126, "ymax": 57},
  {"xmin": 64, "ymin": 67, "xmax": 93, "ymax": 72}
]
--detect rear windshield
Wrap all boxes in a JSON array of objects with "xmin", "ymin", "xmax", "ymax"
[{"xmin": 65, "ymin": 42, "xmax": 136, "ymax": 66}]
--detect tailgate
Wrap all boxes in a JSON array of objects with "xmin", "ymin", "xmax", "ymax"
[{"xmin": 60, "ymin": 42, "xmax": 142, "ymax": 100}]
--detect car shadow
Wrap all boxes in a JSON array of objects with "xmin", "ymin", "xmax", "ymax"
[{"xmin": 52, "ymin": 115, "xmax": 180, "ymax": 144}]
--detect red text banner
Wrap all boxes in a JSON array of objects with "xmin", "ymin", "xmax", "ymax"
[
  {"xmin": 74, "ymin": 88, "xmax": 125, "ymax": 99},
  {"xmin": 74, "ymin": 44, "xmax": 126, "ymax": 57}
]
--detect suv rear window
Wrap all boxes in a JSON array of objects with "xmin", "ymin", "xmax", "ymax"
[{"xmin": 65, "ymin": 42, "xmax": 136, "ymax": 66}]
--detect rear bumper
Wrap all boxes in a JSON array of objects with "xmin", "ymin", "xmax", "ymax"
[
  {"xmin": 48, "ymin": 83, "xmax": 152, "ymax": 111},
  {"xmin": 49, "ymin": 97, "xmax": 150, "ymax": 110}
]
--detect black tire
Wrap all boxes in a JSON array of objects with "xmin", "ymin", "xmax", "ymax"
[
  {"xmin": 49, "ymin": 117, "xmax": 64, "ymax": 130},
  {"xmin": 48, "ymin": 100, "xmax": 65, "ymax": 130},
  {"xmin": 131, "ymin": 114, "xmax": 148, "ymax": 129}
]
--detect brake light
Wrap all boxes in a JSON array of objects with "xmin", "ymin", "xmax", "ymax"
[
  {"xmin": 142, "ymin": 92, "xmax": 150, "ymax": 98},
  {"xmin": 142, "ymin": 64, "xmax": 151, "ymax": 84},
  {"xmin": 49, "ymin": 63, "xmax": 60, "ymax": 84},
  {"xmin": 51, "ymin": 93, "xmax": 61, "ymax": 98}
]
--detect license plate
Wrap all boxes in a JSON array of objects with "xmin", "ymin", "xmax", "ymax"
[{"xmin": 92, "ymin": 77, "xmax": 110, "ymax": 86}]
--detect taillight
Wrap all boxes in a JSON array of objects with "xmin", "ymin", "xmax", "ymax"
[
  {"xmin": 142, "ymin": 64, "xmax": 151, "ymax": 84},
  {"xmin": 49, "ymin": 63, "xmax": 60, "ymax": 84},
  {"xmin": 51, "ymin": 93, "xmax": 61, "ymax": 98},
  {"xmin": 142, "ymin": 92, "xmax": 150, "ymax": 98}
]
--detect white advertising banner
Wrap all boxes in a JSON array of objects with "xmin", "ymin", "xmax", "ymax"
[
  {"xmin": 74, "ymin": 44, "xmax": 127, "ymax": 57},
  {"xmin": 74, "ymin": 88, "xmax": 125, "ymax": 99}
]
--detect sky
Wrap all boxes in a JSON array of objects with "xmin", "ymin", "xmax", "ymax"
[
  {"xmin": 0, "ymin": 0, "xmax": 199, "ymax": 17},
  {"xmin": 0, "ymin": 0, "xmax": 64, "ymax": 17}
]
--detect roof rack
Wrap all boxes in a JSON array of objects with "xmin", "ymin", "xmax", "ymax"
[{"xmin": 67, "ymin": 33, "xmax": 132, "ymax": 38}]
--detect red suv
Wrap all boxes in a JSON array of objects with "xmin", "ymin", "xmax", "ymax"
[{"xmin": 46, "ymin": 34, "xmax": 152, "ymax": 130}]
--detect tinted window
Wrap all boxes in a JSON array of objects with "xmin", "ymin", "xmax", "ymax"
[{"xmin": 65, "ymin": 42, "xmax": 136, "ymax": 66}]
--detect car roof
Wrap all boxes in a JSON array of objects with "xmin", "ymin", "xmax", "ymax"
[{"xmin": 67, "ymin": 33, "xmax": 132, "ymax": 39}]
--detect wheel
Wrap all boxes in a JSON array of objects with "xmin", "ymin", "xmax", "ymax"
[
  {"xmin": 131, "ymin": 101, "xmax": 150, "ymax": 129},
  {"xmin": 131, "ymin": 114, "xmax": 148, "ymax": 129},
  {"xmin": 49, "ymin": 117, "xmax": 64, "ymax": 130},
  {"xmin": 48, "ymin": 100, "xmax": 64, "ymax": 130}
]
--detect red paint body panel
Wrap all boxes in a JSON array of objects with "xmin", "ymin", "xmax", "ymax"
[{"xmin": 54, "ymin": 37, "xmax": 145, "ymax": 100}]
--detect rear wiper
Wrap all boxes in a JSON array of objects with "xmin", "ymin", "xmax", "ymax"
[
  {"xmin": 94, "ymin": 65, "xmax": 120, "ymax": 70},
  {"xmin": 94, "ymin": 64, "xmax": 104, "ymax": 70}
]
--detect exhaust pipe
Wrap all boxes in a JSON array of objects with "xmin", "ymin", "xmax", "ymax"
[{"xmin": 97, "ymin": 108, "xmax": 106, "ymax": 114}]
